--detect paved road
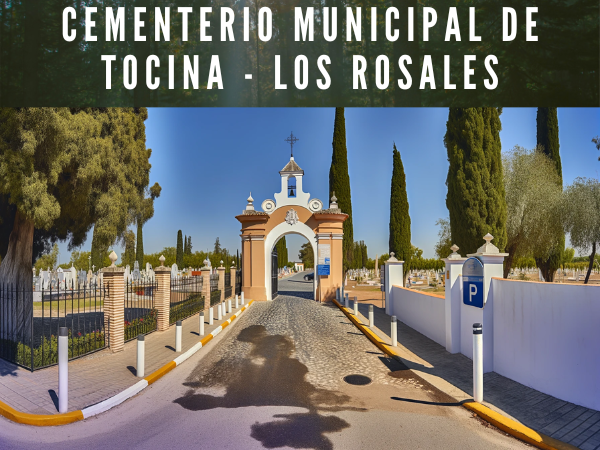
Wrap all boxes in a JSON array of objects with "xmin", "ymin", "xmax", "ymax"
[{"xmin": 0, "ymin": 273, "xmax": 529, "ymax": 449}]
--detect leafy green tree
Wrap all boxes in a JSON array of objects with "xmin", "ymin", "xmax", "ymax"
[
  {"xmin": 445, "ymin": 108, "xmax": 507, "ymax": 255},
  {"xmin": 121, "ymin": 230, "xmax": 136, "ymax": 268},
  {"xmin": 361, "ymin": 241, "xmax": 368, "ymax": 269},
  {"xmin": 535, "ymin": 107, "xmax": 564, "ymax": 282},
  {"xmin": 34, "ymin": 243, "xmax": 59, "ymax": 272},
  {"xmin": 389, "ymin": 144, "xmax": 412, "ymax": 277},
  {"xmin": 503, "ymin": 146, "xmax": 564, "ymax": 277},
  {"xmin": 275, "ymin": 236, "xmax": 289, "ymax": 269},
  {"xmin": 136, "ymin": 220, "xmax": 144, "ymax": 269},
  {"xmin": 298, "ymin": 242, "xmax": 314, "ymax": 269},
  {"xmin": 176, "ymin": 230, "xmax": 184, "ymax": 267},
  {"xmin": 434, "ymin": 218, "xmax": 453, "ymax": 260},
  {"xmin": 562, "ymin": 177, "xmax": 600, "ymax": 284},
  {"xmin": 185, "ymin": 236, "xmax": 193, "ymax": 255},
  {"xmin": 135, "ymin": 182, "xmax": 162, "ymax": 269},
  {"xmin": 562, "ymin": 248, "xmax": 575, "ymax": 266},
  {"xmin": 213, "ymin": 237, "xmax": 222, "ymax": 255},
  {"xmin": 329, "ymin": 107, "xmax": 353, "ymax": 270},
  {"xmin": 0, "ymin": 108, "xmax": 155, "ymax": 340}
]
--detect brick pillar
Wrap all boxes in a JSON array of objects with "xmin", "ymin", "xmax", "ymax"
[
  {"xmin": 217, "ymin": 265, "xmax": 225, "ymax": 301},
  {"xmin": 101, "ymin": 253, "xmax": 125, "ymax": 353},
  {"xmin": 201, "ymin": 267, "xmax": 211, "ymax": 311},
  {"xmin": 154, "ymin": 262, "xmax": 171, "ymax": 332},
  {"xmin": 230, "ymin": 266, "xmax": 237, "ymax": 296}
]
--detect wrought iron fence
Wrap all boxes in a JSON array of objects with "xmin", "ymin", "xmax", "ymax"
[
  {"xmin": 209, "ymin": 273, "xmax": 221, "ymax": 306},
  {"xmin": 235, "ymin": 269, "xmax": 242, "ymax": 296},
  {"xmin": 224, "ymin": 272, "xmax": 232, "ymax": 299},
  {"xmin": 125, "ymin": 277, "xmax": 158, "ymax": 342},
  {"xmin": 0, "ymin": 280, "xmax": 106, "ymax": 371},
  {"xmin": 170, "ymin": 276, "xmax": 204, "ymax": 325}
]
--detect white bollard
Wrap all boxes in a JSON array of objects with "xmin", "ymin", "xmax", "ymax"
[
  {"xmin": 354, "ymin": 298, "xmax": 358, "ymax": 316},
  {"xmin": 241, "ymin": 292, "xmax": 245, "ymax": 305},
  {"xmin": 199, "ymin": 312, "xmax": 205, "ymax": 336},
  {"xmin": 235, "ymin": 294, "xmax": 239, "ymax": 309},
  {"xmin": 344, "ymin": 293, "xmax": 349, "ymax": 308},
  {"xmin": 136, "ymin": 334, "xmax": 145, "ymax": 377},
  {"xmin": 58, "ymin": 327, "xmax": 68, "ymax": 413},
  {"xmin": 369, "ymin": 305, "xmax": 374, "ymax": 328},
  {"xmin": 228, "ymin": 299, "xmax": 232, "ymax": 314},
  {"xmin": 209, "ymin": 307, "xmax": 214, "ymax": 325},
  {"xmin": 217, "ymin": 303, "xmax": 222, "ymax": 320},
  {"xmin": 222, "ymin": 302, "xmax": 226, "ymax": 317},
  {"xmin": 473, "ymin": 323, "xmax": 483, "ymax": 403},
  {"xmin": 175, "ymin": 320, "xmax": 183, "ymax": 352},
  {"xmin": 391, "ymin": 316, "xmax": 397, "ymax": 347}
]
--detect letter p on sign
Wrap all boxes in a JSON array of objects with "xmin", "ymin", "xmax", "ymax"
[{"xmin": 469, "ymin": 284, "xmax": 477, "ymax": 303}]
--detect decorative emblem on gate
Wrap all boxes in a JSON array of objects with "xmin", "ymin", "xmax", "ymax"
[{"xmin": 285, "ymin": 208, "xmax": 299, "ymax": 225}]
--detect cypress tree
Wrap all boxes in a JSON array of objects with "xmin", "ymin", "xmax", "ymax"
[
  {"xmin": 389, "ymin": 144, "xmax": 412, "ymax": 276},
  {"xmin": 122, "ymin": 230, "xmax": 136, "ymax": 268},
  {"xmin": 176, "ymin": 230, "xmax": 184, "ymax": 267},
  {"xmin": 362, "ymin": 241, "xmax": 368, "ymax": 268},
  {"xmin": 329, "ymin": 107, "xmax": 354, "ymax": 270},
  {"xmin": 184, "ymin": 235, "xmax": 188, "ymax": 254},
  {"xmin": 136, "ymin": 218, "xmax": 144, "ymax": 269},
  {"xmin": 445, "ymin": 108, "xmax": 507, "ymax": 255},
  {"xmin": 536, "ymin": 107, "xmax": 563, "ymax": 281}
]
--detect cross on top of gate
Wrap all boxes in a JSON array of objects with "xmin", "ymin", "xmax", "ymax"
[{"xmin": 285, "ymin": 132, "xmax": 299, "ymax": 158}]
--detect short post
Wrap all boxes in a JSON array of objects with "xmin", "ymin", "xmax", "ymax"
[
  {"xmin": 241, "ymin": 291, "xmax": 245, "ymax": 305},
  {"xmin": 175, "ymin": 320, "xmax": 182, "ymax": 352},
  {"xmin": 369, "ymin": 305, "xmax": 374, "ymax": 328},
  {"xmin": 391, "ymin": 316, "xmax": 397, "ymax": 347},
  {"xmin": 344, "ymin": 293, "xmax": 349, "ymax": 308},
  {"xmin": 209, "ymin": 307, "xmax": 214, "ymax": 325},
  {"xmin": 199, "ymin": 312, "xmax": 205, "ymax": 336},
  {"xmin": 222, "ymin": 301, "xmax": 226, "ymax": 317},
  {"xmin": 217, "ymin": 303, "xmax": 222, "ymax": 320},
  {"xmin": 136, "ymin": 334, "xmax": 145, "ymax": 377},
  {"xmin": 336, "ymin": 288, "xmax": 340, "ymax": 301},
  {"xmin": 58, "ymin": 327, "xmax": 68, "ymax": 413},
  {"xmin": 473, "ymin": 323, "xmax": 483, "ymax": 403},
  {"xmin": 353, "ymin": 297, "xmax": 358, "ymax": 316},
  {"xmin": 228, "ymin": 299, "xmax": 232, "ymax": 314},
  {"xmin": 235, "ymin": 294, "xmax": 239, "ymax": 309}
]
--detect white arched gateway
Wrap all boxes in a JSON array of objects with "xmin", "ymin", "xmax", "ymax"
[{"xmin": 236, "ymin": 155, "xmax": 347, "ymax": 302}]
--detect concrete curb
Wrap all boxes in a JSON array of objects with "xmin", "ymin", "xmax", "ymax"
[
  {"xmin": 0, "ymin": 300, "xmax": 254, "ymax": 427},
  {"xmin": 332, "ymin": 299, "xmax": 578, "ymax": 450}
]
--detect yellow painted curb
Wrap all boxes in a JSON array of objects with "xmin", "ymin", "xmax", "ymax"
[
  {"xmin": 464, "ymin": 402, "xmax": 580, "ymax": 450},
  {"xmin": 0, "ymin": 399, "xmax": 83, "ymax": 426},
  {"xmin": 144, "ymin": 361, "xmax": 177, "ymax": 385},
  {"xmin": 0, "ymin": 300, "xmax": 255, "ymax": 426},
  {"xmin": 332, "ymin": 299, "xmax": 577, "ymax": 450}
]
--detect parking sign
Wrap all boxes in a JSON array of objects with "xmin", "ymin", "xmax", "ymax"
[{"xmin": 462, "ymin": 257, "xmax": 484, "ymax": 308}]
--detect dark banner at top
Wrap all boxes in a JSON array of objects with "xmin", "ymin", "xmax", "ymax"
[{"xmin": 1, "ymin": 0, "xmax": 598, "ymax": 107}]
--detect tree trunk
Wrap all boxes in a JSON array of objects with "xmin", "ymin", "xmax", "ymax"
[
  {"xmin": 0, "ymin": 210, "xmax": 34, "ymax": 342},
  {"xmin": 584, "ymin": 242, "xmax": 596, "ymax": 285},
  {"xmin": 503, "ymin": 251, "xmax": 515, "ymax": 279}
]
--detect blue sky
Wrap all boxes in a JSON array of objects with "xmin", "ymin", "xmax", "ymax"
[{"xmin": 56, "ymin": 108, "xmax": 599, "ymax": 266}]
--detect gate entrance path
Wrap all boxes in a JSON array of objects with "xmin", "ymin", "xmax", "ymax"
[{"xmin": 236, "ymin": 154, "xmax": 347, "ymax": 302}]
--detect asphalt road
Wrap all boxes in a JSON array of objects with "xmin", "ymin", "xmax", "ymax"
[{"xmin": 0, "ymin": 272, "xmax": 529, "ymax": 449}]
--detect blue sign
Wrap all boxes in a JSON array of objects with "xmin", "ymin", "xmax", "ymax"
[
  {"xmin": 317, "ymin": 264, "xmax": 330, "ymax": 276},
  {"xmin": 462, "ymin": 257, "xmax": 484, "ymax": 308},
  {"xmin": 324, "ymin": 257, "xmax": 330, "ymax": 264}
]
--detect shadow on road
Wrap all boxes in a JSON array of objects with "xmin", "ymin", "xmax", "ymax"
[{"xmin": 174, "ymin": 324, "xmax": 365, "ymax": 450}]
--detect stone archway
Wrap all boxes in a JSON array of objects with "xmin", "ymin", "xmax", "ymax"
[{"xmin": 236, "ymin": 156, "xmax": 347, "ymax": 302}]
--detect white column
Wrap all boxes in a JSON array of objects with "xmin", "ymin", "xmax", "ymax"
[
  {"xmin": 384, "ymin": 253, "xmax": 404, "ymax": 316},
  {"xmin": 444, "ymin": 245, "xmax": 467, "ymax": 354}
]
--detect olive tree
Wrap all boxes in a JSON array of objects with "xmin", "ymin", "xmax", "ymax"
[
  {"xmin": 0, "ymin": 108, "xmax": 153, "ymax": 338},
  {"xmin": 562, "ymin": 177, "xmax": 600, "ymax": 284},
  {"xmin": 503, "ymin": 146, "xmax": 564, "ymax": 278}
]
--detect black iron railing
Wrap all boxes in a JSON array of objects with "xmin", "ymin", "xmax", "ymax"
[
  {"xmin": 125, "ymin": 277, "xmax": 157, "ymax": 342},
  {"xmin": 224, "ymin": 272, "xmax": 232, "ymax": 299},
  {"xmin": 235, "ymin": 269, "xmax": 242, "ymax": 296},
  {"xmin": 170, "ymin": 276, "xmax": 204, "ymax": 324},
  {"xmin": 0, "ymin": 281, "xmax": 106, "ymax": 371},
  {"xmin": 209, "ymin": 274, "xmax": 221, "ymax": 306}
]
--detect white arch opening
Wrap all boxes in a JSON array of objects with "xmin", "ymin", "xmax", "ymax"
[{"xmin": 264, "ymin": 220, "xmax": 317, "ymax": 301}]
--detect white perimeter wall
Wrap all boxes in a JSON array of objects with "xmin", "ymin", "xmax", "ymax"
[
  {"xmin": 492, "ymin": 278, "xmax": 600, "ymax": 411},
  {"xmin": 390, "ymin": 286, "xmax": 446, "ymax": 346}
]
